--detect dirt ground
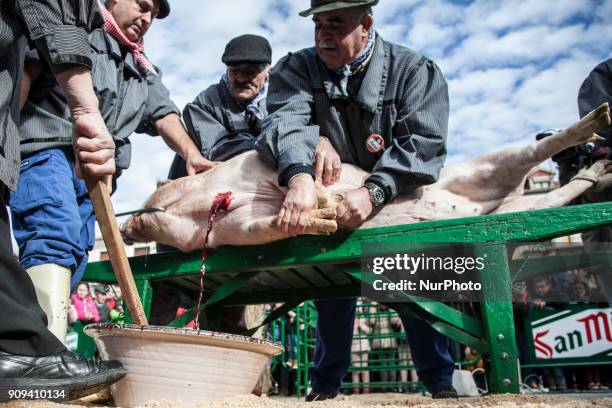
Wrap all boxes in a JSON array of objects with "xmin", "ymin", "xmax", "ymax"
[{"xmin": 2, "ymin": 393, "xmax": 612, "ymax": 408}]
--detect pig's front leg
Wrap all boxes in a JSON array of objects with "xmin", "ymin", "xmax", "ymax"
[
  {"xmin": 250, "ymin": 208, "xmax": 337, "ymax": 237},
  {"xmin": 120, "ymin": 211, "xmax": 207, "ymax": 252}
]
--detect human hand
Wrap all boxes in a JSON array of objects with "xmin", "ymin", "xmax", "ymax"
[
  {"xmin": 315, "ymin": 136, "xmax": 341, "ymax": 186},
  {"xmin": 185, "ymin": 151, "xmax": 218, "ymax": 176},
  {"xmin": 72, "ymin": 111, "xmax": 116, "ymax": 180},
  {"xmin": 54, "ymin": 66, "xmax": 115, "ymax": 180},
  {"xmin": 277, "ymin": 174, "xmax": 317, "ymax": 236},
  {"xmin": 533, "ymin": 300, "xmax": 546, "ymax": 309},
  {"xmin": 336, "ymin": 187, "xmax": 373, "ymax": 229}
]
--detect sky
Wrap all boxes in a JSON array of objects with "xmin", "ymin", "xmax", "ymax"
[{"xmin": 111, "ymin": 0, "xmax": 611, "ymax": 215}]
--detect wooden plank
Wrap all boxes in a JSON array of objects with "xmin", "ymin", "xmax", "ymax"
[{"xmin": 85, "ymin": 175, "xmax": 147, "ymax": 325}]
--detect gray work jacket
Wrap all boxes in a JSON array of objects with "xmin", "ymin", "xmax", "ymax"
[
  {"xmin": 19, "ymin": 28, "xmax": 179, "ymax": 172},
  {"xmin": 0, "ymin": 0, "xmax": 101, "ymax": 192},
  {"xmin": 167, "ymin": 80, "xmax": 266, "ymax": 179},
  {"xmin": 256, "ymin": 33, "xmax": 449, "ymax": 200}
]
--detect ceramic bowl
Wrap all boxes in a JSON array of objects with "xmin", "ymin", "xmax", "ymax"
[{"xmin": 84, "ymin": 324, "xmax": 283, "ymax": 407}]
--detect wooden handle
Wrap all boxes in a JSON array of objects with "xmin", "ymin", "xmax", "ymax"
[{"xmin": 84, "ymin": 174, "xmax": 148, "ymax": 325}]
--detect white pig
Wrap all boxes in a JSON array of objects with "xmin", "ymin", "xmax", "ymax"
[{"xmin": 121, "ymin": 103, "xmax": 611, "ymax": 252}]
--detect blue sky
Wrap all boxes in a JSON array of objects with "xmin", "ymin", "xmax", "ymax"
[{"xmin": 112, "ymin": 0, "xmax": 611, "ymax": 215}]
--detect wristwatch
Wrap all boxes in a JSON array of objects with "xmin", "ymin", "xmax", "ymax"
[{"xmin": 364, "ymin": 182, "xmax": 386, "ymax": 208}]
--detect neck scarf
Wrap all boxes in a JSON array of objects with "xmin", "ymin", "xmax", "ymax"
[
  {"xmin": 335, "ymin": 29, "xmax": 376, "ymax": 94},
  {"xmin": 97, "ymin": 1, "xmax": 157, "ymax": 75},
  {"xmin": 222, "ymin": 73, "xmax": 269, "ymax": 121}
]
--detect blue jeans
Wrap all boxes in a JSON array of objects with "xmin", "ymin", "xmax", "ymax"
[
  {"xmin": 310, "ymin": 299, "xmax": 454, "ymax": 394},
  {"xmin": 10, "ymin": 148, "xmax": 95, "ymax": 290}
]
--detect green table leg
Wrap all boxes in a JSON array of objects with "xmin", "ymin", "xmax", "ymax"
[
  {"xmin": 124, "ymin": 279, "xmax": 153, "ymax": 324},
  {"xmin": 476, "ymin": 244, "xmax": 520, "ymax": 394}
]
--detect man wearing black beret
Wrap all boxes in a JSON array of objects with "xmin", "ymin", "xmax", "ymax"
[{"xmin": 167, "ymin": 34, "xmax": 272, "ymax": 178}]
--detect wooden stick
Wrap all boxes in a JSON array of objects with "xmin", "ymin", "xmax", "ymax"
[{"xmin": 85, "ymin": 174, "xmax": 148, "ymax": 325}]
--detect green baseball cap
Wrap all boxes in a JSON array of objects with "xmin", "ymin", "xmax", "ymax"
[{"xmin": 299, "ymin": 0, "xmax": 379, "ymax": 17}]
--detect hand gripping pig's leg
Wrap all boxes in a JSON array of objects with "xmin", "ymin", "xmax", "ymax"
[{"xmin": 245, "ymin": 187, "xmax": 339, "ymax": 243}]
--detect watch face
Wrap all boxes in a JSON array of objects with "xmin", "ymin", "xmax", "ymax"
[{"xmin": 372, "ymin": 188, "xmax": 385, "ymax": 205}]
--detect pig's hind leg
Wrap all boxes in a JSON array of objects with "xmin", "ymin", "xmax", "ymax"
[
  {"xmin": 492, "ymin": 160, "xmax": 612, "ymax": 214},
  {"xmin": 439, "ymin": 103, "xmax": 611, "ymax": 203}
]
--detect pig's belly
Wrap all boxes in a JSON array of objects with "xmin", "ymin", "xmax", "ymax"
[{"xmin": 362, "ymin": 187, "xmax": 485, "ymax": 229}]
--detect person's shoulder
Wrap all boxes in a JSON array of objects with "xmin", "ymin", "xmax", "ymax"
[
  {"xmin": 193, "ymin": 82, "xmax": 224, "ymax": 105},
  {"xmin": 382, "ymin": 37, "xmax": 445, "ymax": 81},
  {"xmin": 590, "ymin": 58, "xmax": 612, "ymax": 78},
  {"xmin": 88, "ymin": 28, "xmax": 111, "ymax": 51},
  {"xmin": 274, "ymin": 47, "xmax": 317, "ymax": 71},
  {"xmin": 383, "ymin": 38, "xmax": 426, "ymax": 64}
]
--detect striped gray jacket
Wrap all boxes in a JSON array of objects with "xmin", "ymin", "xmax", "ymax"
[
  {"xmin": 19, "ymin": 28, "xmax": 179, "ymax": 172},
  {"xmin": 168, "ymin": 80, "xmax": 267, "ymax": 179},
  {"xmin": 256, "ymin": 33, "xmax": 448, "ymax": 200},
  {"xmin": 0, "ymin": 0, "xmax": 100, "ymax": 192}
]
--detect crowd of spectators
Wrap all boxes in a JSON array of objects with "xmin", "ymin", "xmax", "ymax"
[
  {"xmin": 68, "ymin": 282, "xmax": 124, "ymax": 325},
  {"xmin": 514, "ymin": 267, "xmax": 610, "ymax": 391}
]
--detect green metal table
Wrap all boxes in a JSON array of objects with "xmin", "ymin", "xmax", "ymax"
[{"xmin": 83, "ymin": 202, "xmax": 612, "ymax": 394}]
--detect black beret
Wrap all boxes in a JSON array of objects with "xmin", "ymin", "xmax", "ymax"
[
  {"xmin": 222, "ymin": 34, "xmax": 272, "ymax": 66},
  {"xmin": 156, "ymin": 0, "xmax": 170, "ymax": 19}
]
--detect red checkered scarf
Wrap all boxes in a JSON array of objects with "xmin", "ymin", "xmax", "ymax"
[{"xmin": 97, "ymin": 1, "xmax": 157, "ymax": 75}]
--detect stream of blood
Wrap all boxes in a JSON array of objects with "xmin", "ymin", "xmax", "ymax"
[{"xmin": 193, "ymin": 192, "xmax": 232, "ymax": 331}]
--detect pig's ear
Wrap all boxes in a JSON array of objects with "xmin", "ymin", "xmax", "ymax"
[{"xmin": 157, "ymin": 179, "xmax": 172, "ymax": 189}]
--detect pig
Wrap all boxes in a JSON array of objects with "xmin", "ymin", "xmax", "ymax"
[{"xmin": 121, "ymin": 103, "xmax": 611, "ymax": 252}]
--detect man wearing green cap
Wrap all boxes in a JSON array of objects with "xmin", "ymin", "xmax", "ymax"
[{"xmin": 256, "ymin": 0, "xmax": 456, "ymax": 400}]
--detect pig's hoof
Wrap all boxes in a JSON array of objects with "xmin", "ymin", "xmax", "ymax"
[
  {"xmin": 590, "ymin": 102, "xmax": 611, "ymax": 131},
  {"xmin": 306, "ymin": 218, "xmax": 337, "ymax": 235},
  {"xmin": 156, "ymin": 179, "xmax": 172, "ymax": 188},
  {"xmin": 313, "ymin": 207, "xmax": 336, "ymax": 219},
  {"xmin": 571, "ymin": 160, "xmax": 612, "ymax": 192},
  {"xmin": 570, "ymin": 102, "xmax": 611, "ymax": 144}
]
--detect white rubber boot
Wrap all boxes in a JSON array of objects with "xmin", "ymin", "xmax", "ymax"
[{"xmin": 26, "ymin": 264, "xmax": 71, "ymax": 344}]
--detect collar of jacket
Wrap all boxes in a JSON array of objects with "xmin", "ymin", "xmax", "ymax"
[
  {"xmin": 319, "ymin": 31, "xmax": 390, "ymax": 114},
  {"xmin": 94, "ymin": 29, "xmax": 146, "ymax": 78}
]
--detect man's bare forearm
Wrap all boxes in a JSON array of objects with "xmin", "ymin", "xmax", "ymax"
[
  {"xmin": 155, "ymin": 113, "xmax": 200, "ymax": 159},
  {"xmin": 54, "ymin": 66, "xmax": 100, "ymax": 118},
  {"xmin": 55, "ymin": 66, "xmax": 116, "ymax": 177}
]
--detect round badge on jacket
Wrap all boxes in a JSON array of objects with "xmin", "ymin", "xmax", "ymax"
[{"xmin": 366, "ymin": 134, "xmax": 385, "ymax": 153}]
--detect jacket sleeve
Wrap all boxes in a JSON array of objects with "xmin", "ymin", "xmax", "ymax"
[
  {"xmin": 136, "ymin": 68, "xmax": 180, "ymax": 136},
  {"xmin": 255, "ymin": 52, "xmax": 319, "ymax": 185},
  {"xmin": 366, "ymin": 57, "xmax": 449, "ymax": 201},
  {"xmin": 182, "ymin": 94, "xmax": 232, "ymax": 159},
  {"xmin": 14, "ymin": 0, "xmax": 103, "ymax": 71},
  {"xmin": 578, "ymin": 59, "xmax": 612, "ymax": 142}
]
